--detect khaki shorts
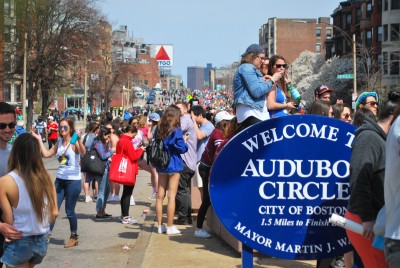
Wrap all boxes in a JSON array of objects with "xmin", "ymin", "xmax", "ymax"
[{"xmin": 192, "ymin": 162, "xmax": 203, "ymax": 188}]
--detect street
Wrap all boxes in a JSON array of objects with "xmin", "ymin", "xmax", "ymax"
[{"xmin": 38, "ymin": 157, "xmax": 153, "ymax": 268}]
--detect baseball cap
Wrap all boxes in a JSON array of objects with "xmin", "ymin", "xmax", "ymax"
[
  {"xmin": 241, "ymin": 44, "xmax": 264, "ymax": 57},
  {"xmin": 214, "ymin": 111, "xmax": 235, "ymax": 124},
  {"xmin": 48, "ymin": 116, "xmax": 54, "ymax": 120},
  {"xmin": 355, "ymin": 92, "xmax": 379, "ymax": 109},
  {"xmin": 314, "ymin": 85, "xmax": 334, "ymax": 97},
  {"xmin": 38, "ymin": 115, "xmax": 43, "ymax": 120},
  {"xmin": 149, "ymin": 113, "xmax": 160, "ymax": 122}
]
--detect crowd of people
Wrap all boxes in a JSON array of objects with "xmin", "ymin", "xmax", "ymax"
[{"xmin": 0, "ymin": 43, "xmax": 398, "ymax": 267}]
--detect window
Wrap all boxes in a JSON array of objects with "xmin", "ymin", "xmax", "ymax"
[
  {"xmin": 391, "ymin": 24, "xmax": 400, "ymax": 41},
  {"xmin": 391, "ymin": 0, "xmax": 400, "ymax": 9},
  {"xmin": 316, "ymin": 44, "xmax": 321, "ymax": 53},
  {"xmin": 366, "ymin": 29, "xmax": 372, "ymax": 46},
  {"xmin": 3, "ymin": 84, "xmax": 11, "ymax": 102},
  {"xmin": 4, "ymin": 0, "xmax": 10, "ymax": 15},
  {"xmin": 269, "ymin": 43, "xmax": 274, "ymax": 54},
  {"xmin": 326, "ymin": 28, "xmax": 332, "ymax": 38},
  {"xmin": 14, "ymin": 84, "xmax": 21, "ymax": 102},
  {"xmin": 383, "ymin": 52, "xmax": 388, "ymax": 75},
  {"xmin": 356, "ymin": 7, "xmax": 362, "ymax": 23},
  {"xmin": 144, "ymin": 80, "xmax": 148, "ymax": 85},
  {"xmin": 316, "ymin": 28, "xmax": 321, "ymax": 38},
  {"xmin": 390, "ymin": 52, "xmax": 399, "ymax": 75},
  {"xmin": 384, "ymin": 0, "xmax": 389, "ymax": 10},
  {"xmin": 270, "ymin": 26, "xmax": 274, "ymax": 38},
  {"xmin": 384, "ymin": 24, "xmax": 388, "ymax": 41},
  {"xmin": 367, "ymin": 3, "xmax": 372, "ymax": 17},
  {"xmin": 4, "ymin": 53, "xmax": 11, "ymax": 72},
  {"xmin": 346, "ymin": 14, "xmax": 351, "ymax": 30},
  {"xmin": 378, "ymin": 26, "xmax": 383, "ymax": 42},
  {"xmin": 4, "ymin": 26, "xmax": 11, "ymax": 43}
]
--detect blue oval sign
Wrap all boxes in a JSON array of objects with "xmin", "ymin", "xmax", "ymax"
[{"xmin": 210, "ymin": 115, "xmax": 356, "ymax": 260}]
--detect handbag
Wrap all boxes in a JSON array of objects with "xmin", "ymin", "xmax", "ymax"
[
  {"xmin": 109, "ymin": 153, "xmax": 135, "ymax": 186},
  {"xmin": 81, "ymin": 148, "xmax": 106, "ymax": 175}
]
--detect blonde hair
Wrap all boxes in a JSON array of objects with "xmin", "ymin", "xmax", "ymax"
[{"xmin": 8, "ymin": 134, "xmax": 57, "ymax": 223}]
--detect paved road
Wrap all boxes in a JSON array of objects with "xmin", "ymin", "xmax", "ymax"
[{"xmin": 38, "ymin": 156, "xmax": 153, "ymax": 268}]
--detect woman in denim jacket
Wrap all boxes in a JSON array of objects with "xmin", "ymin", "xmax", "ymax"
[
  {"xmin": 233, "ymin": 44, "xmax": 282, "ymax": 129},
  {"xmin": 155, "ymin": 105, "xmax": 188, "ymax": 235}
]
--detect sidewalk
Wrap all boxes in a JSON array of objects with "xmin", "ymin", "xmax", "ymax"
[{"xmin": 131, "ymin": 200, "xmax": 317, "ymax": 267}]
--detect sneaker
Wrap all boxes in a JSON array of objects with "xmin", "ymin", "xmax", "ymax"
[
  {"xmin": 95, "ymin": 214, "xmax": 112, "ymax": 220},
  {"xmin": 157, "ymin": 224, "xmax": 167, "ymax": 234},
  {"xmin": 121, "ymin": 216, "xmax": 138, "ymax": 225},
  {"xmin": 85, "ymin": 196, "xmax": 92, "ymax": 203},
  {"xmin": 194, "ymin": 229, "xmax": 211, "ymax": 238},
  {"xmin": 148, "ymin": 192, "xmax": 156, "ymax": 201},
  {"xmin": 166, "ymin": 225, "xmax": 181, "ymax": 235},
  {"xmin": 130, "ymin": 196, "xmax": 135, "ymax": 206}
]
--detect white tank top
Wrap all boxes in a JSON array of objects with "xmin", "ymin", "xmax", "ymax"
[
  {"xmin": 56, "ymin": 139, "xmax": 82, "ymax": 180},
  {"xmin": 9, "ymin": 171, "xmax": 50, "ymax": 236}
]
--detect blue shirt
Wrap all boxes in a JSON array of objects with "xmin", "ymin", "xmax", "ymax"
[
  {"xmin": 233, "ymin": 63, "xmax": 273, "ymax": 111},
  {"xmin": 156, "ymin": 127, "xmax": 188, "ymax": 173}
]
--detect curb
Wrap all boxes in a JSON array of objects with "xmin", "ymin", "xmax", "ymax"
[{"xmin": 126, "ymin": 201, "xmax": 156, "ymax": 268}]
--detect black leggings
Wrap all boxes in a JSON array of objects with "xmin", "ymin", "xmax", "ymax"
[
  {"xmin": 197, "ymin": 163, "xmax": 211, "ymax": 229},
  {"xmin": 120, "ymin": 185, "xmax": 135, "ymax": 217}
]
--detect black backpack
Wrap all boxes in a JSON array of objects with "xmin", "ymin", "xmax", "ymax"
[{"xmin": 147, "ymin": 130, "xmax": 170, "ymax": 169}]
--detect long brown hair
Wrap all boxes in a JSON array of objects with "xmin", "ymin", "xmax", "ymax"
[
  {"xmin": 8, "ymin": 134, "xmax": 57, "ymax": 223},
  {"xmin": 157, "ymin": 105, "xmax": 181, "ymax": 139},
  {"xmin": 268, "ymin": 55, "xmax": 288, "ymax": 96}
]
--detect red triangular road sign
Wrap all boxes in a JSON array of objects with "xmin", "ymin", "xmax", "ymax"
[{"xmin": 155, "ymin": 46, "xmax": 170, "ymax": 61}]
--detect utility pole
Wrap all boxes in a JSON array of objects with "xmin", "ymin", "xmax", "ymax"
[
  {"xmin": 83, "ymin": 68, "xmax": 88, "ymax": 124},
  {"xmin": 353, "ymin": 33, "xmax": 357, "ymax": 95},
  {"xmin": 22, "ymin": 32, "xmax": 27, "ymax": 127}
]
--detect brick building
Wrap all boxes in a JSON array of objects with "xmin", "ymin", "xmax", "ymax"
[{"xmin": 259, "ymin": 17, "xmax": 332, "ymax": 64}]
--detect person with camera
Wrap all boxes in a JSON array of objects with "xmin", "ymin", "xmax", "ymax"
[{"xmin": 32, "ymin": 118, "xmax": 85, "ymax": 248}]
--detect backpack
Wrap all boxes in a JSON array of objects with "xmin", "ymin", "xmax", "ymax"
[{"xmin": 146, "ymin": 129, "xmax": 170, "ymax": 169}]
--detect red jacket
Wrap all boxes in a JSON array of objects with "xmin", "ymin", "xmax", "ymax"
[{"xmin": 116, "ymin": 134, "xmax": 144, "ymax": 175}]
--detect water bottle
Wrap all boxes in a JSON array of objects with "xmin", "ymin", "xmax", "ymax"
[
  {"xmin": 287, "ymin": 83, "xmax": 302, "ymax": 102},
  {"xmin": 141, "ymin": 209, "xmax": 149, "ymax": 221},
  {"xmin": 70, "ymin": 132, "xmax": 79, "ymax": 145}
]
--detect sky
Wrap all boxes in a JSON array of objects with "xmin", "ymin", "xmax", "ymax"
[{"xmin": 99, "ymin": 0, "xmax": 341, "ymax": 84}]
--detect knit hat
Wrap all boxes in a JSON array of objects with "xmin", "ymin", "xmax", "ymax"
[{"xmin": 355, "ymin": 92, "xmax": 379, "ymax": 109}]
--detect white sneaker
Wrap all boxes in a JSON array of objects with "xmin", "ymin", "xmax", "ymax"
[
  {"xmin": 130, "ymin": 196, "xmax": 135, "ymax": 206},
  {"xmin": 166, "ymin": 225, "xmax": 181, "ymax": 235},
  {"xmin": 85, "ymin": 195, "xmax": 92, "ymax": 203},
  {"xmin": 121, "ymin": 216, "xmax": 138, "ymax": 225},
  {"xmin": 157, "ymin": 225, "xmax": 167, "ymax": 234},
  {"xmin": 194, "ymin": 229, "xmax": 211, "ymax": 238},
  {"xmin": 112, "ymin": 195, "xmax": 120, "ymax": 202},
  {"xmin": 148, "ymin": 192, "xmax": 157, "ymax": 201}
]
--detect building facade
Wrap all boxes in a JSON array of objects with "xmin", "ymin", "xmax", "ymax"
[
  {"xmin": 382, "ymin": 0, "xmax": 400, "ymax": 90},
  {"xmin": 259, "ymin": 17, "xmax": 332, "ymax": 63},
  {"xmin": 187, "ymin": 66, "xmax": 205, "ymax": 91}
]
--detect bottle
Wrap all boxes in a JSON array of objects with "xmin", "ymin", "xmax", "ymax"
[
  {"xmin": 70, "ymin": 132, "xmax": 79, "ymax": 145},
  {"xmin": 287, "ymin": 83, "xmax": 302, "ymax": 102},
  {"xmin": 141, "ymin": 209, "xmax": 149, "ymax": 221}
]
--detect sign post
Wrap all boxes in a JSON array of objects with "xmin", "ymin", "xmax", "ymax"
[{"xmin": 210, "ymin": 116, "xmax": 356, "ymax": 267}]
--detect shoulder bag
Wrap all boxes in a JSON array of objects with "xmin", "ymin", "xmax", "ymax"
[
  {"xmin": 81, "ymin": 147, "xmax": 106, "ymax": 175},
  {"xmin": 109, "ymin": 148, "xmax": 135, "ymax": 186}
]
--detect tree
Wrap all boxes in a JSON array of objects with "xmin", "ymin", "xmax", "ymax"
[{"xmin": 11, "ymin": 0, "xmax": 105, "ymax": 129}]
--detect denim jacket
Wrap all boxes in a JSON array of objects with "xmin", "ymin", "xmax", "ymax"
[{"xmin": 233, "ymin": 63, "xmax": 273, "ymax": 111}]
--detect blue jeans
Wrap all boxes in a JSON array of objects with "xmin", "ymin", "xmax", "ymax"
[
  {"xmin": 96, "ymin": 165, "xmax": 110, "ymax": 212},
  {"xmin": 1, "ymin": 234, "xmax": 48, "ymax": 266},
  {"xmin": 51, "ymin": 179, "xmax": 81, "ymax": 234}
]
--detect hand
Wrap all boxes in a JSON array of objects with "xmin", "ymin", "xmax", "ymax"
[
  {"xmin": 362, "ymin": 221, "xmax": 375, "ymax": 240},
  {"xmin": 190, "ymin": 111, "xmax": 196, "ymax": 122},
  {"xmin": 0, "ymin": 223, "xmax": 23, "ymax": 242},
  {"xmin": 271, "ymin": 71, "xmax": 283, "ymax": 83},
  {"xmin": 286, "ymin": 102, "xmax": 297, "ymax": 110},
  {"xmin": 263, "ymin": 75, "xmax": 272, "ymax": 82},
  {"xmin": 30, "ymin": 130, "xmax": 42, "ymax": 141}
]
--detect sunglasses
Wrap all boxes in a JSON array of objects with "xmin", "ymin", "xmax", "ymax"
[
  {"xmin": 58, "ymin": 125, "xmax": 69, "ymax": 131},
  {"xmin": 274, "ymin": 64, "xmax": 287, "ymax": 68},
  {"xmin": 132, "ymin": 122, "xmax": 138, "ymax": 124},
  {"xmin": 257, "ymin": 56, "xmax": 266, "ymax": 61},
  {"xmin": 365, "ymin": 101, "xmax": 378, "ymax": 106},
  {"xmin": 343, "ymin": 113, "xmax": 351, "ymax": 119},
  {"xmin": 0, "ymin": 122, "xmax": 16, "ymax": 130}
]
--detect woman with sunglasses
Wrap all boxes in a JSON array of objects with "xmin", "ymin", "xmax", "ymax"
[
  {"xmin": 355, "ymin": 91, "xmax": 379, "ymax": 116},
  {"xmin": 266, "ymin": 55, "xmax": 297, "ymax": 118},
  {"xmin": 233, "ymin": 44, "xmax": 280, "ymax": 129},
  {"xmin": 332, "ymin": 103, "xmax": 352, "ymax": 123},
  {"xmin": 32, "ymin": 118, "xmax": 85, "ymax": 248}
]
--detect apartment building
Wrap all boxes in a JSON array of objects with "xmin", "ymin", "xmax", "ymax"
[{"xmin": 259, "ymin": 17, "xmax": 332, "ymax": 64}]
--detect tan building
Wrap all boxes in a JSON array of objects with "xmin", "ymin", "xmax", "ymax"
[{"xmin": 259, "ymin": 17, "xmax": 332, "ymax": 64}]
